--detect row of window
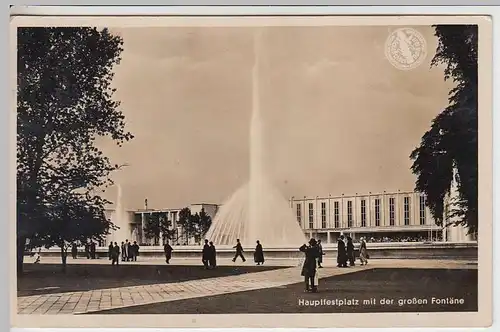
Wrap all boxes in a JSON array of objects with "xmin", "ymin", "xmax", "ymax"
[{"xmin": 296, "ymin": 196, "xmax": 427, "ymax": 229}]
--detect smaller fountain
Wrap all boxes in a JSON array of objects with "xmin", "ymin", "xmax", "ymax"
[{"xmin": 111, "ymin": 184, "xmax": 130, "ymax": 243}]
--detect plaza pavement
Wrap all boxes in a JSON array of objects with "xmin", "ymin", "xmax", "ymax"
[{"xmin": 17, "ymin": 258, "xmax": 476, "ymax": 315}]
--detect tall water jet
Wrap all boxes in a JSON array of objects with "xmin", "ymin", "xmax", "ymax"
[
  {"xmin": 205, "ymin": 29, "xmax": 306, "ymax": 247},
  {"xmin": 111, "ymin": 184, "xmax": 129, "ymax": 243}
]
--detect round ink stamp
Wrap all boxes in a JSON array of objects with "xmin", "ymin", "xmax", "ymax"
[{"xmin": 385, "ymin": 28, "xmax": 427, "ymax": 70}]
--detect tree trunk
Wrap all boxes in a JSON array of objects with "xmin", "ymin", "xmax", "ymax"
[
  {"xmin": 60, "ymin": 245, "xmax": 67, "ymax": 273},
  {"xmin": 17, "ymin": 236, "xmax": 27, "ymax": 275}
]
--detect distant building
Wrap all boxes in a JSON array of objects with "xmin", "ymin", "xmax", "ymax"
[
  {"xmin": 290, "ymin": 190, "xmax": 477, "ymax": 244},
  {"xmin": 102, "ymin": 190, "xmax": 476, "ymax": 247},
  {"xmin": 103, "ymin": 203, "xmax": 219, "ymax": 246}
]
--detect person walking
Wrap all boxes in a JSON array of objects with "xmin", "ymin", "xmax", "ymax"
[
  {"xmin": 346, "ymin": 236, "xmax": 355, "ymax": 266},
  {"xmin": 254, "ymin": 240, "xmax": 265, "ymax": 265},
  {"xmin": 359, "ymin": 237, "xmax": 369, "ymax": 266},
  {"xmin": 164, "ymin": 240, "xmax": 173, "ymax": 264},
  {"xmin": 232, "ymin": 239, "xmax": 246, "ymax": 262},
  {"xmin": 209, "ymin": 241, "xmax": 217, "ymax": 269},
  {"xmin": 299, "ymin": 238, "xmax": 320, "ymax": 292}
]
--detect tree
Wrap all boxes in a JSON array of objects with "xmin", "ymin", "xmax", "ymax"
[
  {"xmin": 177, "ymin": 208, "xmax": 194, "ymax": 244},
  {"xmin": 143, "ymin": 212, "xmax": 174, "ymax": 245},
  {"xmin": 410, "ymin": 25, "xmax": 477, "ymax": 234},
  {"xmin": 176, "ymin": 207, "xmax": 212, "ymax": 244},
  {"xmin": 35, "ymin": 192, "xmax": 113, "ymax": 272},
  {"xmin": 17, "ymin": 27, "xmax": 134, "ymax": 273},
  {"xmin": 198, "ymin": 208, "xmax": 213, "ymax": 239}
]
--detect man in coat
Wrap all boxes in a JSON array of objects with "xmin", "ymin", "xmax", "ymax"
[
  {"xmin": 317, "ymin": 239, "xmax": 325, "ymax": 268},
  {"xmin": 131, "ymin": 241, "xmax": 139, "ymax": 261},
  {"xmin": 202, "ymin": 239, "xmax": 210, "ymax": 269},
  {"xmin": 299, "ymin": 238, "xmax": 320, "ymax": 292},
  {"xmin": 111, "ymin": 242, "xmax": 120, "ymax": 266},
  {"xmin": 164, "ymin": 240, "xmax": 173, "ymax": 264},
  {"xmin": 209, "ymin": 241, "xmax": 217, "ymax": 269},
  {"xmin": 337, "ymin": 235, "xmax": 348, "ymax": 268},
  {"xmin": 346, "ymin": 236, "xmax": 355, "ymax": 266},
  {"xmin": 254, "ymin": 240, "xmax": 265, "ymax": 265},
  {"xmin": 108, "ymin": 242, "xmax": 113, "ymax": 260}
]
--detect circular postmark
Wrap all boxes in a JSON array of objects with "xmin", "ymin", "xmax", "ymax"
[{"xmin": 385, "ymin": 28, "xmax": 427, "ymax": 70}]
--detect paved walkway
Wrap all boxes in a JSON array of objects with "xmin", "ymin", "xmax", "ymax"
[{"xmin": 17, "ymin": 259, "xmax": 476, "ymax": 315}]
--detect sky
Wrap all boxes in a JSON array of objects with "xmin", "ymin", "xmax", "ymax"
[{"xmin": 98, "ymin": 25, "xmax": 454, "ymax": 210}]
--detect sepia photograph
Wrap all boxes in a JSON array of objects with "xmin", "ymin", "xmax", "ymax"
[{"xmin": 11, "ymin": 14, "xmax": 492, "ymax": 328}]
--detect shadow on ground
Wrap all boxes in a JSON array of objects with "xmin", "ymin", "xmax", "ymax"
[
  {"xmin": 92, "ymin": 268, "xmax": 478, "ymax": 314},
  {"xmin": 17, "ymin": 262, "xmax": 287, "ymax": 296}
]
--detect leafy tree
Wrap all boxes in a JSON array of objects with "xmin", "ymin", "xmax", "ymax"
[
  {"xmin": 176, "ymin": 207, "xmax": 212, "ymax": 244},
  {"xmin": 143, "ymin": 212, "xmax": 174, "ymax": 245},
  {"xmin": 177, "ymin": 207, "xmax": 194, "ymax": 243},
  {"xmin": 17, "ymin": 27, "xmax": 134, "ymax": 273},
  {"xmin": 410, "ymin": 25, "xmax": 477, "ymax": 234},
  {"xmin": 198, "ymin": 208, "xmax": 213, "ymax": 239},
  {"xmin": 34, "ymin": 192, "xmax": 113, "ymax": 271}
]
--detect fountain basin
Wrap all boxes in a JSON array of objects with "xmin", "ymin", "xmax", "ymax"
[{"xmin": 36, "ymin": 242, "xmax": 478, "ymax": 261}]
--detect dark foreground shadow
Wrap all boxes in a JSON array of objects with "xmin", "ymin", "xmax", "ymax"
[
  {"xmin": 17, "ymin": 262, "xmax": 287, "ymax": 296},
  {"xmin": 92, "ymin": 268, "xmax": 478, "ymax": 314}
]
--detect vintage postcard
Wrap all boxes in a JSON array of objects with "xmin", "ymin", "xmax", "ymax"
[{"xmin": 10, "ymin": 13, "xmax": 492, "ymax": 329}]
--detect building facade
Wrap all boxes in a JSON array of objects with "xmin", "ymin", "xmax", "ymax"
[
  {"xmin": 103, "ymin": 203, "xmax": 219, "ymax": 246},
  {"xmin": 290, "ymin": 190, "xmax": 476, "ymax": 244},
  {"xmin": 101, "ymin": 190, "xmax": 476, "ymax": 247}
]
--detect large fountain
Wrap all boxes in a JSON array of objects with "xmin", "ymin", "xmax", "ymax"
[
  {"xmin": 205, "ymin": 30, "xmax": 306, "ymax": 247},
  {"xmin": 110, "ymin": 184, "xmax": 130, "ymax": 243}
]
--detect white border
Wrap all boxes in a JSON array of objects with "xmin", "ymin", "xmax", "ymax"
[
  {"xmin": 8, "ymin": 5, "xmax": 500, "ymax": 15},
  {"xmin": 6, "ymin": 5, "xmax": 499, "ymax": 332}
]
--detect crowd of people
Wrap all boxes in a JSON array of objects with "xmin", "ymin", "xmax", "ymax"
[
  {"xmin": 361, "ymin": 235, "xmax": 439, "ymax": 243},
  {"xmin": 298, "ymin": 235, "xmax": 369, "ymax": 293},
  {"xmin": 70, "ymin": 241, "xmax": 98, "ymax": 260},
  {"xmin": 107, "ymin": 240, "xmax": 140, "ymax": 265},
  {"xmin": 164, "ymin": 238, "xmax": 266, "ymax": 269}
]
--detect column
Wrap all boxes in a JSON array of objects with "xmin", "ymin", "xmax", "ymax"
[
  {"xmin": 367, "ymin": 192, "xmax": 371, "ymax": 227},
  {"xmin": 315, "ymin": 196, "xmax": 319, "ymax": 229},
  {"xmin": 141, "ymin": 212, "xmax": 146, "ymax": 244},
  {"xmin": 328, "ymin": 194, "xmax": 332, "ymax": 229},
  {"xmin": 353, "ymin": 193, "xmax": 357, "ymax": 228},
  {"xmin": 341, "ymin": 194, "xmax": 345, "ymax": 229},
  {"xmin": 327, "ymin": 231, "xmax": 331, "ymax": 244},
  {"xmin": 397, "ymin": 190, "xmax": 401, "ymax": 226}
]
